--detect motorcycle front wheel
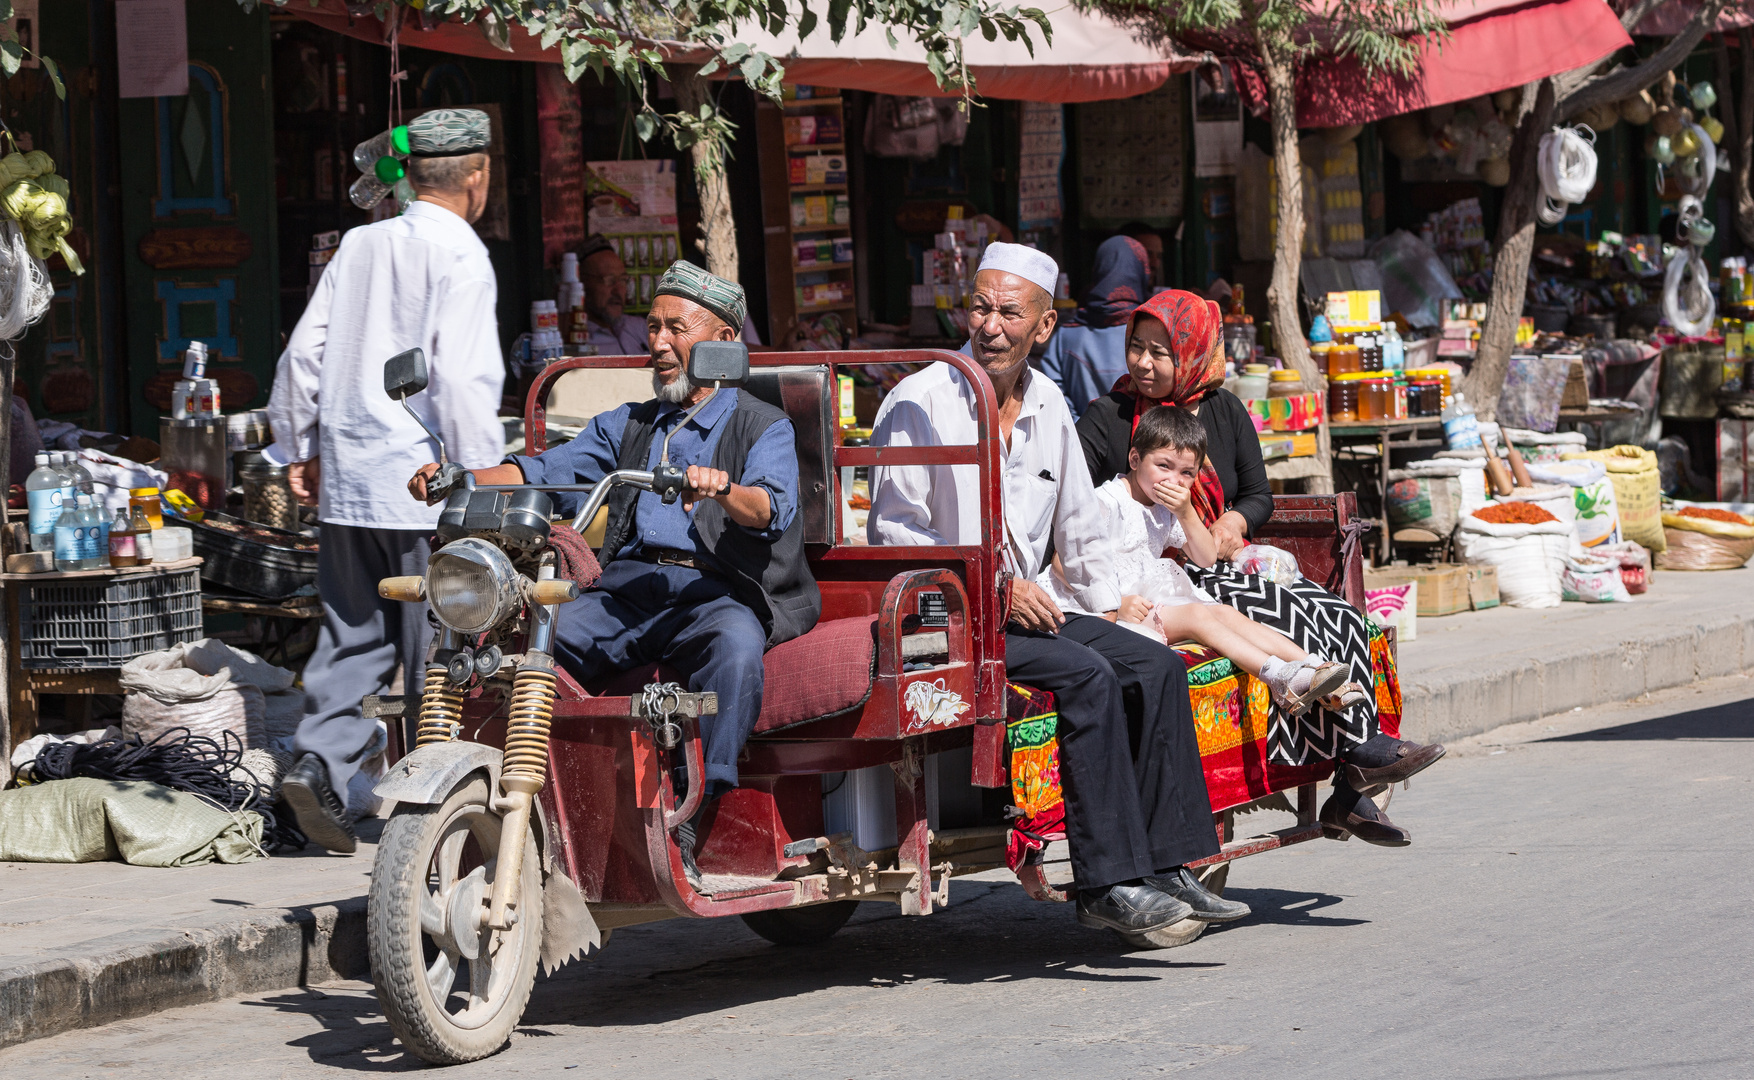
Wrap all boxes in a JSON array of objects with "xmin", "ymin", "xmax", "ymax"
[{"xmin": 368, "ymin": 774, "xmax": 542, "ymax": 1064}]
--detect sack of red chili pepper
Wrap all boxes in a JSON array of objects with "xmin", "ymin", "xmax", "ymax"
[
  {"xmin": 1470, "ymin": 502, "xmax": 1559, "ymax": 526},
  {"xmin": 1456, "ymin": 510, "xmax": 1574, "ymax": 608},
  {"xmin": 1657, "ymin": 505, "xmax": 1754, "ymax": 570}
]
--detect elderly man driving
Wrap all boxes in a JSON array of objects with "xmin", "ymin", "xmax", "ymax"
[
  {"xmin": 410, "ymin": 262, "xmax": 821, "ymax": 881},
  {"xmin": 866, "ymin": 243, "xmax": 1247, "ymax": 936}
]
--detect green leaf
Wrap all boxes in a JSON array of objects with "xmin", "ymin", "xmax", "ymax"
[
  {"xmin": 540, "ymin": 25, "xmax": 563, "ymax": 50},
  {"xmin": 699, "ymin": 55, "xmax": 722, "ymax": 77},
  {"xmin": 0, "ymin": 2, "xmax": 14, "ymax": 22},
  {"xmin": 960, "ymin": 6, "xmax": 978, "ymax": 38},
  {"xmin": 40, "ymin": 54, "xmax": 62, "ymax": 100},
  {"xmin": 739, "ymin": 52, "xmax": 764, "ymax": 84},
  {"xmin": 0, "ymin": 40, "xmax": 21, "ymax": 78},
  {"xmin": 634, "ymin": 111, "xmax": 658, "ymax": 142},
  {"xmin": 796, "ymin": 6, "xmax": 817, "ymax": 40}
]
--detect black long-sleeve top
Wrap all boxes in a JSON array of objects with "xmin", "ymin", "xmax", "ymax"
[{"xmin": 1075, "ymin": 387, "xmax": 1276, "ymax": 536}]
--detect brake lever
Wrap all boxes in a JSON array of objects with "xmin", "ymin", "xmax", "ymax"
[{"xmin": 424, "ymin": 462, "xmax": 469, "ymax": 506}]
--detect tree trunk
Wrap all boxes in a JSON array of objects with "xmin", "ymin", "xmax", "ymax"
[
  {"xmin": 1465, "ymin": 79, "xmax": 1556, "ymax": 423},
  {"xmin": 1260, "ymin": 38, "xmax": 1332, "ymax": 493},
  {"xmin": 668, "ymin": 64, "xmax": 740, "ymax": 285}
]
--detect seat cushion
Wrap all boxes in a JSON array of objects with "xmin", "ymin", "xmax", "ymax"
[{"xmin": 584, "ymin": 616, "xmax": 877, "ymax": 734}]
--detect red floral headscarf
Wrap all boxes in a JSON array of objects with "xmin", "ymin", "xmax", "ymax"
[{"xmin": 1113, "ymin": 289, "xmax": 1228, "ymax": 526}]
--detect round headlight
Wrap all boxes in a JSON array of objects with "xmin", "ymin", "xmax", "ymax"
[{"xmin": 425, "ymin": 538, "xmax": 521, "ymax": 634}]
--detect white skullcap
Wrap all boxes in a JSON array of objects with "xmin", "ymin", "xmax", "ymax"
[{"xmin": 976, "ymin": 241, "xmax": 1058, "ymax": 300}]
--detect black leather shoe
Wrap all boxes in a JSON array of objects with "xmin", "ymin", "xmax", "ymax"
[
  {"xmin": 674, "ymin": 816, "xmax": 704, "ymax": 888},
  {"xmin": 1320, "ymin": 788, "xmax": 1412, "ymax": 847},
  {"xmin": 1075, "ymin": 882, "xmax": 1193, "ymax": 934},
  {"xmin": 1342, "ymin": 736, "xmax": 1446, "ymax": 794},
  {"xmin": 280, "ymin": 754, "xmax": 357, "ymax": 854},
  {"xmin": 1144, "ymin": 867, "xmax": 1252, "ymax": 922}
]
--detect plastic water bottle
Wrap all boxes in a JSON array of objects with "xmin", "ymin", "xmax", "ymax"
[
  {"xmin": 52, "ymin": 497, "xmax": 82, "ymax": 571},
  {"xmin": 1442, "ymin": 392, "xmax": 1483, "ymax": 449},
  {"xmin": 75, "ymin": 494, "xmax": 108, "ymax": 569},
  {"xmin": 61, "ymin": 451, "xmax": 94, "ymax": 495},
  {"xmin": 351, "ymin": 125, "xmax": 411, "ymax": 174},
  {"xmin": 25, "ymin": 451, "xmax": 65, "ymax": 552},
  {"xmin": 1380, "ymin": 322, "xmax": 1405, "ymax": 371}
]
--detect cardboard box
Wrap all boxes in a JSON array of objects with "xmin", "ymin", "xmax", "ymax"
[{"xmin": 1364, "ymin": 563, "xmax": 1497, "ymax": 617}]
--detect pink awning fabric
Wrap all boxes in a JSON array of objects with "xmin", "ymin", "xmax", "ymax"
[
  {"xmin": 1626, "ymin": 0, "xmax": 1754, "ymax": 36},
  {"xmin": 284, "ymin": 0, "xmax": 1201, "ymax": 104},
  {"xmin": 1222, "ymin": 0, "xmax": 1633, "ymax": 128}
]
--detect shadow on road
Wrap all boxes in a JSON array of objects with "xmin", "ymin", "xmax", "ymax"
[{"xmin": 1539, "ymin": 697, "xmax": 1754, "ymax": 743}]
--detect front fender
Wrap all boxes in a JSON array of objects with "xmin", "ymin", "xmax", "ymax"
[{"xmin": 374, "ymin": 742, "xmax": 504, "ymax": 806}]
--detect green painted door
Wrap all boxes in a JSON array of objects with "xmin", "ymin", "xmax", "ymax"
[{"xmin": 116, "ymin": 0, "xmax": 278, "ymax": 438}]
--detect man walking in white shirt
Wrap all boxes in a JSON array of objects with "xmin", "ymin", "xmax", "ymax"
[
  {"xmin": 868, "ymin": 243, "xmax": 1248, "ymax": 936},
  {"xmin": 267, "ymin": 109, "xmax": 506, "ymax": 854}
]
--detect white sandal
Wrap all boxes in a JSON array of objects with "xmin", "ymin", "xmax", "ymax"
[{"xmin": 1262, "ymin": 658, "xmax": 1350, "ymax": 715}]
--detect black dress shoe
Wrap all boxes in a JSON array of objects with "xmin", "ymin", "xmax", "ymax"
[
  {"xmin": 1320, "ymin": 787, "xmax": 1411, "ymax": 847},
  {"xmin": 1342, "ymin": 736, "xmax": 1446, "ymax": 794},
  {"xmin": 280, "ymin": 754, "xmax": 358, "ymax": 854},
  {"xmin": 1075, "ymin": 882, "xmax": 1193, "ymax": 934},
  {"xmin": 674, "ymin": 816, "xmax": 704, "ymax": 887},
  {"xmin": 1144, "ymin": 866, "xmax": 1252, "ymax": 922}
]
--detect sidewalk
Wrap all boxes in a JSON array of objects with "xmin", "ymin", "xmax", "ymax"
[
  {"xmin": 3, "ymin": 565, "xmax": 1752, "ymax": 1049},
  {"xmin": 1395, "ymin": 565, "xmax": 1754, "ymax": 745}
]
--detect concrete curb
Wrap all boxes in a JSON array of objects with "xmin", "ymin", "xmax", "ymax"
[
  {"xmin": 0, "ymin": 897, "xmax": 367, "ymax": 1049},
  {"xmin": 1400, "ymin": 607, "xmax": 1754, "ymax": 745}
]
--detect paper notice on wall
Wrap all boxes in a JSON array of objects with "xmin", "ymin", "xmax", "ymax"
[
  {"xmin": 116, "ymin": 0, "xmax": 188, "ymax": 99},
  {"xmin": 1192, "ymin": 64, "xmax": 1243, "ymax": 178},
  {"xmin": 1017, "ymin": 102, "xmax": 1064, "ymax": 233}
]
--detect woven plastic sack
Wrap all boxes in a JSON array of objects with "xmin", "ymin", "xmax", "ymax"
[
  {"xmin": 1594, "ymin": 540, "xmax": 1651, "ymax": 593},
  {"xmin": 1528, "ymin": 459, "xmax": 1621, "ymax": 549},
  {"xmin": 1656, "ymin": 511, "xmax": 1754, "ymax": 570},
  {"xmin": 119, "ymin": 639, "xmax": 292, "ymax": 747},
  {"xmin": 0, "ymin": 777, "xmax": 264, "ymax": 866},
  {"xmin": 1504, "ymin": 427, "xmax": 1588, "ymax": 465},
  {"xmin": 1387, "ymin": 467, "xmax": 1464, "ymax": 536},
  {"xmin": 1455, "ymin": 515, "xmax": 1572, "ymax": 608},
  {"xmin": 1562, "ymin": 445, "xmax": 1665, "ymax": 552},
  {"xmin": 1560, "ymin": 552, "xmax": 1633, "ymax": 602}
]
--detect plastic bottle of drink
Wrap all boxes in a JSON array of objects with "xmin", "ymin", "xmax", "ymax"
[
  {"xmin": 1442, "ymin": 391, "xmax": 1483, "ymax": 449},
  {"xmin": 52, "ymin": 497, "xmax": 83, "ymax": 571},
  {"xmin": 61, "ymin": 451, "xmax": 95, "ymax": 495},
  {"xmin": 349, "ymin": 152, "xmax": 408, "ymax": 210},
  {"xmin": 75, "ymin": 494, "xmax": 108, "ymax": 570},
  {"xmin": 1380, "ymin": 322, "xmax": 1405, "ymax": 372},
  {"xmin": 25, "ymin": 451, "xmax": 65, "ymax": 552},
  {"xmin": 351, "ymin": 125, "xmax": 411, "ymax": 174}
]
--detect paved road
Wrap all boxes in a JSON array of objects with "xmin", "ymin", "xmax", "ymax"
[{"xmin": 6, "ymin": 676, "xmax": 1753, "ymax": 1079}]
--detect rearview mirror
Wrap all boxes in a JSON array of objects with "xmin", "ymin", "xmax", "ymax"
[
  {"xmin": 384, "ymin": 347, "xmax": 429, "ymax": 400},
  {"xmin": 687, "ymin": 340, "xmax": 749, "ymax": 383}
]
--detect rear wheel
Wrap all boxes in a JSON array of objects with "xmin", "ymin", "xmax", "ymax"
[
  {"xmin": 368, "ymin": 775, "xmax": 542, "ymax": 1065},
  {"xmin": 740, "ymin": 901, "xmax": 860, "ymax": 946},
  {"xmin": 1114, "ymin": 863, "xmax": 1230, "ymax": 951}
]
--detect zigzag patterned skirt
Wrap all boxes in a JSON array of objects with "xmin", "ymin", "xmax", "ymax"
[{"xmin": 1186, "ymin": 566, "xmax": 1396, "ymax": 766}]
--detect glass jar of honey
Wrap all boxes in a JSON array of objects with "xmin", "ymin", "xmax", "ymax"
[
  {"xmin": 1327, "ymin": 343, "xmax": 1362, "ymax": 376},
  {"xmin": 1328, "ymin": 378, "xmax": 1360, "ymax": 422}
]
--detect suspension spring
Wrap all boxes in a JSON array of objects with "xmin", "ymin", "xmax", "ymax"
[
  {"xmin": 502, "ymin": 664, "xmax": 558, "ymax": 786},
  {"xmin": 415, "ymin": 664, "xmax": 463, "ymax": 747}
]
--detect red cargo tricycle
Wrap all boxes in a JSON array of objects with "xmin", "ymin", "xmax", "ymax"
[{"xmin": 363, "ymin": 346, "xmax": 1388, "ymax": 1064}]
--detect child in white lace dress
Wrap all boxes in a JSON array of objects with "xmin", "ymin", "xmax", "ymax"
[{"xmin": 1041, "ymin": 405, "xmax": 1351, "ymax": 713}]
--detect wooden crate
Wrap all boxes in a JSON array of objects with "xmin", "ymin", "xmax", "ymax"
[{"xmin": 1364, "ymin": 562, "xmax": 1496, "ymax": 617}]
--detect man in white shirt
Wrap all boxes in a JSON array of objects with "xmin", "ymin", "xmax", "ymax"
[
  {"xmin": 268, "ymin": 108, "xmax": 506, "ymax": 854},
  {"xmin": 868, "ymin": 243, "xmax": 1248, "ymax": 936}
]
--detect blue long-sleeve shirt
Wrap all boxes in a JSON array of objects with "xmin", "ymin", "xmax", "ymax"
[
  {"xmin": 506, "ymin": 388, "xmax": 798, "ymax": 562},
  {"xmin": 1037, "ymin": 324, "xmax": 1129, "ymax": 421}
]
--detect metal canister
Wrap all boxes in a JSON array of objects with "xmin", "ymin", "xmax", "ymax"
[{"xmin": 235, "ymin": 451, "xmax": 298, "ymax": 531}]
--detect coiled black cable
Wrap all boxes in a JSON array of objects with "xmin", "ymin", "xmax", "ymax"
[{"xmin": 23, "ymin": 728, "xmax": 306, "ymax": 852}]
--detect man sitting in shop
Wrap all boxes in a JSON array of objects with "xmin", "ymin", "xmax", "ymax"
[
  {"xmin": 865, "ymin": 243, "xmax": 1248, "ymax": 937},
  {"xmin": 409, "ymin": 261, "xmax": 820, "ymax": 882},
  {"xmin": 578, "ymin": 233, "xmax": 766, "ymax": 353}
]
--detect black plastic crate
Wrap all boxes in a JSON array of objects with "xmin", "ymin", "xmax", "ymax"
[
  {"xmin": 189, "ymin": 513, "xmax": 318, "ymax": 600},
  {"xmin": 19, "ymin": 566, "xmax": 205, "ymax": 670}
]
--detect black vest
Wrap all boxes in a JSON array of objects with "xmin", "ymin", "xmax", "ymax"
[{"xmin": 600, "ymin": 391, "xmax": 822, "ymax": 648}]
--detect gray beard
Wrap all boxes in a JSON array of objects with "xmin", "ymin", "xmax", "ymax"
[{"xmin": 653, "ymin": 368, "xmax": 694, "ymax": 404}]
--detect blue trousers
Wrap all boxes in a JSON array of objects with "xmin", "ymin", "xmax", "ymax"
[{"xmin": 552, "ymin": 559, "xmax": 766, "ymax": 793}]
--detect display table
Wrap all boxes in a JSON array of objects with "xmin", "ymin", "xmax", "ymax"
[
  {"xmin": 1327, "ymin": 418, "xmax": 1449, "ymax": 562},
  {"xmin": 202, "ymin": 592, "xmax": 321, "ymax": 666},
  {"xmin": 3, "ymin": 557, "xmax": 204, "ymax": 756}
]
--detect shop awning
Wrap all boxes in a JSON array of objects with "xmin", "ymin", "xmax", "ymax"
[
  {"xmin": 1218, "ymin": 0, "xmax": 1634, "ymax": 128},
  {"xmin": 285, "ymin": 0, "xmax": 1202, "ymax": 104}
]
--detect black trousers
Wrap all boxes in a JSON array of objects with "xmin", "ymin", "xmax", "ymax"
[{"xmin": 1004, "ymin": 614, "xmax": 1218, "ymax": 890}]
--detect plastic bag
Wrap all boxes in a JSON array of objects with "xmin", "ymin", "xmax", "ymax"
[
  {"xmin": 1593, "ymin": 540, "xmax": 1651, "ymax": 594},
  {"xmin": 1231, "ymin": 544, "xmax": 1303, "ymax": 584},
  {"xmin": 1131, "ymin": 558, "xmax": 1205, "ymax": 608},
  {"xmin": 1560, "ymin": 552, "xmax": 1633, "ymax": 602},
  {"xmin": 1562, "ymin": 445, "xmax": 1665, "ymax": 552}
]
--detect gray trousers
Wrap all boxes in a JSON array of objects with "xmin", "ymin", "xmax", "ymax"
[{"xmin": 295, "ymin": 523, "xmax": 433, "ymax": 800}]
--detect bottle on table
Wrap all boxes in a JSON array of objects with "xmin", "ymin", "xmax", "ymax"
[
  {"xmin": 60, "ymin": 451, "xmax": 94, "ymax": 495},
  {"xmin": 129, "ymin": 487, "xmax": 165, "ymax": 531},
  {"xmin": 1380, "ymin": 322, "xmax": 1405, "ymax": 371},
  {"xmin": 1442, "ymin": 391, "xmax": 1483, "ymax": 449},
  {"xmin": 25, "ymin": 451, "xmax": 67, "ymax": 552},
  {"xmin": 52, "ymin": 497, "xmax": 83, "ymax": 570},
  {"xmin": 74, "ymin": 495, "xmax": 108, "ymax": 570},
  {"xmin": 132, "ymin": 505, "xmax": 156, "ymax": 564},
  {"xmin": 108, "ymin": 508, "xmax": 138, "ymax": 568}
]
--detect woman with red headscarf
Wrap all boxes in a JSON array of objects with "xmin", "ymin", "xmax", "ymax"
[{"xmin": 1075, "ymin": 290, "xmax": 1443, "ymax": 846}]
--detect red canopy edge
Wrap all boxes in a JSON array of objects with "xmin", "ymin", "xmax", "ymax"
[
  {"xmin": 1225, "ymin": 0, "xmax": 1633, "ymax": 128},
  {"xmin": 283, "ymin": 0, "xmax": 1180, "ymax": 103}
]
